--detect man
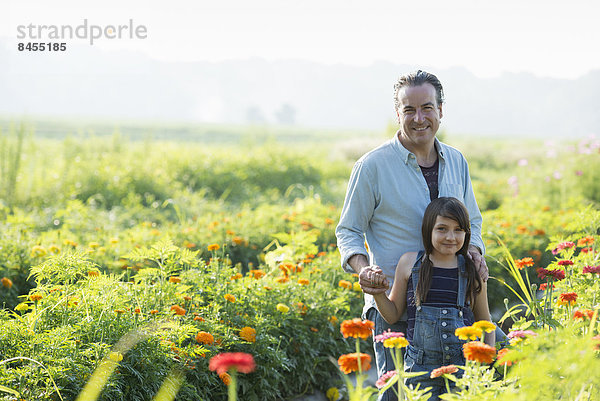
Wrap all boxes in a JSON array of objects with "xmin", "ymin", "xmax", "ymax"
[{"xmin": 335, "ymin": 70, "xmax": 487, "ymax": 401}]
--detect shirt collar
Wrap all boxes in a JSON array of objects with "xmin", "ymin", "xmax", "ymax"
[{"xmin": 393, "ymin": 132, "xmax": 446, "ymax": 165}]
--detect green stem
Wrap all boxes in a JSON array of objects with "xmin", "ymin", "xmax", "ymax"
[{"xmin": 228, "ymin": 370, "xmax": 237, "ymax": 401}]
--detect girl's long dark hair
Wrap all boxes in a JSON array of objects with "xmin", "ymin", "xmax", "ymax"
[{"xmin": 414, "ymin": 197, "xmax": 482, "ymax": 307}]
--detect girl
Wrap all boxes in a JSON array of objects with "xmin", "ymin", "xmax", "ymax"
[{"xmin": 366, "ymin": 197, "xmax": 494, "ymax": 399}]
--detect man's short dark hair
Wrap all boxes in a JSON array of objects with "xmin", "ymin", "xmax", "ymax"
[{"xmin": 393, "ymin": 70, "xmax": 445, "ymax": 110}]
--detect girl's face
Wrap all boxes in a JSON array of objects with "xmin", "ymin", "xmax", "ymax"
[{"xmin": 431, "ymin": 215, "xmax": 466, "ymax": 256}]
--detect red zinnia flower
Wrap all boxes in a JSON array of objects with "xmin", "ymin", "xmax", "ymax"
[
  {"xmin": 537, "ymin": 268, "xmax": 565, "ymax": 281},
  {"xmin": 557, "ymin": 260, "xmax": 574, "ymax": 266},
  {"xmin": 539, "ymin": 283, "xmax": 554, "ymax": 291},
  {"xmin": 558, "ymin": 292, "xmax": 577, "ymax": 306},
  {"xmin": 583, "ymin": 265, "xmax": 600, "ymax": 274},
  {"xmin": 209, "ymin": 352, "xmax": 256, "ymax": 375}
]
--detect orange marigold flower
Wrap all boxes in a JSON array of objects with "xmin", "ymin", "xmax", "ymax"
[
  {"xmin": 169, "ymin": 276, "xmax": 182, "ymax": 283},
  {"xmin": 496, "ymin": 348, "xmax": 514, "ymax": 367},
  {"xmin": 150, "ymin": 309, "xmax": 159, "ymax": 315},
  {"xmin": 275, "ymin": 276, "xmax": 289, "ymax": 284},
  {"xmin": 515, "ymin": 257, "xmax": 534, "ymax": 269},
  {"xmin": 115, "ymin": 309, "xmax": 126, "ymax": 314},
  {"xmin": 194, "ymin": 315, "xmax": 204, "ymax": 321},
  {"xmin": 296, "ymin": 302, "xmax": 308, "ymax": 315},
  {"xmin": 183, "ymin": 295, "xmax": 192, "ymax": 301},
  {"xmin": 557, "ymin": 292, "xmax": 577, "ymax": 306},
  {"xmin": 310, "ymin": 327, "xmax": 319, "ymax": 332},
  {"xmin": 298, "ymin": 278, "xmax": 310, "ymax": 286},
  {"xmin": 170, "ymin": 305, "xmax": 186, "ymax": 315},
  {"xmin": 340, "ymin": 318, "xmax": 375, "ymax": 339},
  {"xmin": 324, "ymin": 218, "xmax": 334, "ymax": 225},
  {"xmin": 207, "ymin": 244, "xmax": 220, "ymax": 251},
  {"xmin": 1, "ymin": 277, "xmax": 13, "ymax": 289},
  {"xmin": 430, "ymin": 365, "xmax": 458, "ymax": 378},
  {"xmin": 532, "ymin": 229, "xmax": 546, "ymax": 236},
  {"xmin": 249, "ymin": 269, "xmax": 266, "ymax": 279},
  {"xmin": 87, "ymin": 270, "xmax": 100, "ymax": 277},
  {"xmin": 455, "ymin": 326, "xmax": 483, "ymax": 341},
  {"xmin": 592, "ymin": 335, "xmax": 600, "ymax": 351},
  {"xmin": 337, "ymin": 353, "xmax": 371, "ymax": 374},
  {"xmin": 573, "ymin": 309, "xmax": 595, "ymax": 320},
  {"xmin": 329, "ymin": 316, "xmax": 338, "ymax": 324},
  {"xmin": 239, "ymin": 327, "xmax": 256, "ymax": 343},
  {"xmin": 134, "ymin": 308, "xmax": 141, "ymax": 314},
  {"xmin": 463, "ymin": 341, "xmax": 496, "ymax": 364},
  {"xmin": 516, "ymin": 225, "xmax": 528, "ymax": 234},
  {"xmin": 577, "ymin": 236, "xmax": 595, "ymax": 247},
  {"xmin": 29, "ymin": 294, "xmax": 43, "ymax": 302},
  {"xmin": 230, "ymin": 272, "xmax": 243, "ymax": 280},
  {"xmin": 224, "ymin": 294, "xmax": 236, "ymax": 303},
  {"xmin": 209, "ymin": 352, "xmax": 256, "ymax": 375},
  {"xmin": 219, "ymin": 372, "xmax": 232, "ymax": 386},
  {"xmin": 196, "ymin": 331, "xmax": 215, "ymax": 345},
  {"xmin": 232, "ymin": 236, "xmax": 244, "ymax": 245},
  {"xmin": 338, "ymin": 280, "xmax": 352, "ymax": 289}
]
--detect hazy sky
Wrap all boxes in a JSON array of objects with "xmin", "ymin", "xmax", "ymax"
[{"xmin": 2, "ymin": 0, "xmax": 600, "ymax": 79}]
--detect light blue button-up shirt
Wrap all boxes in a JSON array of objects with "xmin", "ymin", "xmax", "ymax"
[{"xmin": 335, "ymin": 134, "xmax": 485, "ymax": 314}]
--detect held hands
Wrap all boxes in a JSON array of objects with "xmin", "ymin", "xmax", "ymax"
[
  {"xmin": 468, "ymin": 245, "xmax": 489, "ymax": 282},
  {"xmin": 358, "ymin": 266, "xmax": 389, "ymax": 295}
]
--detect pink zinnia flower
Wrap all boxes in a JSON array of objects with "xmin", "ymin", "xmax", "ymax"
[
  {"xmin": 508, "ymin": 330, "xmax": 537, "ymax": 340},
  {"xmin": 374, "ymin": 330, "xmax": 406, "ymax": 343},
  {"xmin": 583, "ymin": 265, "xmax": 600, "ymax": 274},
  {"xmin": 375, "ymin": 370, "xmax": 398, "ymax": 389}
]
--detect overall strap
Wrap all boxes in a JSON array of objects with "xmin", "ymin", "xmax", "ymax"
[
  {"xmin": 456, "ymin": 254, "xmax": 467, "ymax": 308},
  {"xmin": 411, "ymin": 250, "xmax": 425, "ymax": 291}
]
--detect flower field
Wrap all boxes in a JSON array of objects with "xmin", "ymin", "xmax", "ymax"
[{"xmin": 0, "ymin": 125, "xmax": 599, "ymax": 400}]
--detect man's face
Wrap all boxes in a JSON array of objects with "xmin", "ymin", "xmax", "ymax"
[{"xmin": 396, "ymin": 83, "xmax": 443, "ymax": 147}]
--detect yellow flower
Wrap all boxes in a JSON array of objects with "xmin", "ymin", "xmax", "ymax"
[
  {"xmin": 383, "ymin": 337, "xmax": 409, "ymax": 349},
  {"xmin": 169, "ymin": 276, "xmax": 182, "ymax": 283},
  {"xmin": 239, "ymin": 327, "xmax": 257, "ymax": 343},
  {"xmin": 276, "ymin": 303, "xmax": 290, "ymax": 313},
  {"xmin": 326, "ymin": 387, "xmax": 340, "ymax": 401},
  {"xmin": 472, "ymin": 320, "xmax": 496, "ymax": 333},
  {"xmin": 88, "ymin": 242, "xmax": 100, "ymax": 249},
  {"xmin": 108, "ymin": 351, "xmax": 123, "ymax": 362},
  {"xmin": 298, "ymin": 278, "xmax": 310, "ymax": 286},
  {"xmin": 352, "ymin": 282, "xmax": 362, "ymax": 292},
  {"xmin": 224, "ymin": 294, "xmax": 236, "ymax": 303},
  {"xmin": 208, "ymin": 244, "xmax": 220, "ymax": 251},
  {"xmin": 329, "ymin": 316, "xmax": 338, "ymax": 324},
  {"xmin": 455, "ymin": 326, "xmax": 483, "ymax": 341},
  {"xmin": 31, "ymin": 245, "xmax": 47, "ymax": 257},
  {"xmin": 109, "ymin": 237, "xmax": 119, "ymax": 244},
  {"xmin": 15, "ymin": 303, "xmax": 30, "ymax": 312},
  {"xmin": 48, "ymin": 244, "xmax": 61, "ymax": 254}
]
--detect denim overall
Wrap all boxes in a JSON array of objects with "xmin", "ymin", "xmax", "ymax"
[{"xmin": 404, "ymin": 252, "xmax": 468, "ymax": 400}]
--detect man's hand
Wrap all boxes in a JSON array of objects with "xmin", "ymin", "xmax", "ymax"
[
  {"xmin": 358, "ymin": 265, "xmax": 389, "ymax": 295},
  {"xmin": 468, "ymin": 245, "xmax": 488, "ymax": 282}
]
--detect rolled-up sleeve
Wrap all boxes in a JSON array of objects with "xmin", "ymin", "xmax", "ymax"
[{"xmin": 335, "ymin": 160, "xmax": 376, "ymax": 273}]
